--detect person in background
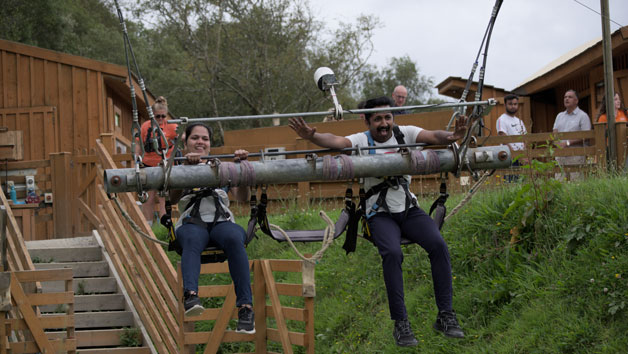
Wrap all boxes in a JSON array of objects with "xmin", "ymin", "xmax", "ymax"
[
  {"xmin": 552, "ymin": 89, "xmax": 591, "ymax": 181},
  {"xmin": 392, "ymin": 85, "xmax": 409, "ymax": 116},
  {"xmin": 135, "ymin": 96, "xmax": 178, "ymax": 226},
  {"xmin": 496, "ymin": 94, "xmax": 528, "ymax": 182},
  {"xmin": 597, "ymin": 92, "xmax": 628, "ymax": 123}
]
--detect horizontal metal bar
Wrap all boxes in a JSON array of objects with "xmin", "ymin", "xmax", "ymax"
[
  {"xmin": 175, "ymin": 143, "xmax": 430, "ymax": 160},
  {"xmin": 168, "ymin": 99, "xmax": 497, "ymax": 124},
  {"xmin": 104, "ymin": 145, "xmax": 511, "ymax": 193}
]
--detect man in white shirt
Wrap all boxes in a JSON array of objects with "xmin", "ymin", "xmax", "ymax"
[
  {"xmin": 552, "ymin": 89, "xmax": 591, "ymax": 180},
  {"xmin": 288, "ymin": 96, "xmax": 467, "ymax": 347},
  {"xmin": 496, "ymin": 94, "xmax": 527, "ymax": 182}
]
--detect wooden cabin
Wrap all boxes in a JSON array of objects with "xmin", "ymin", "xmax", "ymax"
[
  {"xmin": 437, "ymin": 26, "xmax": 628, "ymax": 134},
  {"xmin": 0, "ymin": 39, "xmax": 157, "ymax": 240}
]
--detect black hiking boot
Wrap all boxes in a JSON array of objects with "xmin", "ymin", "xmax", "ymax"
[
  {"xmin": 393, "ymin": 319, "xmax": 418, "ymax": 347},
  {"xmin": 433, "ymin": 310, "xmax": 465, "ymax": 338},
  {"xmin": 236, "ymin": 305, "xmax": 255, "ymax": 334},
  {"xmin": 183, "ymin": 290, "xmax": 204, "ymax": 317}
]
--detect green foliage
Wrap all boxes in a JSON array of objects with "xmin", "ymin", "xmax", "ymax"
[
  {"xmin": 356, "ymin": 55, "xmax": 435, "ymax": 105},
  {"xmin": 119, "ymin": 327, "xmax": 142, "ymax": 347},
  {"xmin": 76, "ymin": 280, "xmax": 87, "ymax": 295}
]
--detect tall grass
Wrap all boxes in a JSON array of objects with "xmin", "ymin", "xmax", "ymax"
[{"xmin": 154, "ymin": 175, "xmax": 628, "ymax": 353}]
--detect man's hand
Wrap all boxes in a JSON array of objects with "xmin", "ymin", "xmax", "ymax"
[
  {"xmin": 449, "ymin": 115, "xmax": 469, "ymax": 141},
  {"xmin": 233, "ymin": 149, "xmax": 249, "ymax": 162},
  {"xmin": 288, "ymin": 117, "xmax": 317, "ymax": 140}
]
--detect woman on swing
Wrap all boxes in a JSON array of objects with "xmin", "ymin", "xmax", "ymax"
[{"xmin": 169, "ymin": 123, "xmax": 255, "ymax": 334}]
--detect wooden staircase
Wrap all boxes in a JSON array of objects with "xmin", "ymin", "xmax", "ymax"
[{"xmin": 25, "ymin": 234, "xmax": 154, "ymax": 353}]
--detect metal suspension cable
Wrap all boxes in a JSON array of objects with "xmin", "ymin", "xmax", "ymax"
[
  {"xmin": 453, "ymin": 0, "xmax": 503, "ymax": 177},
  {"xmin": 113, "ymin": 0, "xmax": 171, "ymax": 199},
  {"xmin": 166, "ymin": 100, "xmax": 496, "ymax": 125},
  {"xmin": 173, "ymin": 143, "xmax": 431, "ymax": 161}
]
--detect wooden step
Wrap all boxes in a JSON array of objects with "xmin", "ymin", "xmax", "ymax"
[
  {"xmin": 75, "ymin": 311, "xmax": 135, "ymax": 329},
  {"xmin": 29, "ymin": 246, "xmax": 103, "ymax": 262},
  {"xmin": 40, "ymin": 294, "xmax": 126, "ymax": 313},
  {"xmin": 25, "ymin": 235, "xmax": 98, "ymax": 250},
  {"xmin": 40, "ymin": 277, "xmax": 118, "ymax": 294},
  {"xmin": 34, "ymin": 261, "xmax": 110, "ymax": 277},
  {"xmin": 47, "ymin": 329, "xmax": 145, "ymax": 348}
]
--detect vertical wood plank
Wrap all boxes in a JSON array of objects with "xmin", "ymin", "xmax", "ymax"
[
  {"xmin": 203, "ymin": 287, "xmax": 237, "ymax": 354},
  {"xmin": 305, "ymin": 297, "xmax": 315, "ymax": 354},
  {"xmin": 50, "ymin": 152, "xmax": 72, "ymax": 238},
  {"xmin": 261, "ymin": 260, "xmax": 293, "ymax": 354},
  {"xmin": 14, "ymin": 54, "xmax": 20, "ymax": 107},
  {"xmin": 29, "ymin": 57, "xmax": 35, "ymax": 106},
  {"xmin": 0, "ymin": 50, "xmax": 5, "ymax": 108},
  {"xmin": 615, "ymin": 122, "xmax": 627, "ymax": 169},
  {"xmin": 254, "ymin": 260, "xmax": 268, "ymax": 354}
]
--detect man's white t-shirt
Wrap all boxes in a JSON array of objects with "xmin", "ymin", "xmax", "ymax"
[
  {"xmin": 496, "ymin": 113, "xmax": 527, "ymax": 151},
  {"xmin": 346, "ymin": 125, "xmax": 423, "ymax": 214}
]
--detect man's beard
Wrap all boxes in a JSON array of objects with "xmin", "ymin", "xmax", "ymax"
[{"xmin": 506, "ymin": 108, "xmax": 517, "ymax": 115}]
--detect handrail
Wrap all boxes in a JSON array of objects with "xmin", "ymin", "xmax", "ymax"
[{"xmin": 94, "ymin": 139, "xmax": 179, "ymax": 353}]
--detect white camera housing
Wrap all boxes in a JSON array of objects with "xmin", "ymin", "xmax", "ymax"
[
  {"xmin": 313, "ymin": 67, "xmax": 337, "ymax": 91},
  {"xmin": 25, "ymin": 176, "xmax": 35, "ymax": 190}
]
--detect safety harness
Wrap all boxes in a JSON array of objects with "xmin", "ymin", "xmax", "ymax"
[
  {"xmin": 162, "ymin": 187, "xmax": 255, "ymax": 263},
  {"xmin": 341, "ymin": 125, "xmax": 450, "ymax": 254}
]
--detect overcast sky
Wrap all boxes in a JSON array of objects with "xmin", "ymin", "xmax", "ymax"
[{"xmin": 311, "ymin": 0, "xmax": 628, "ymax": 95}]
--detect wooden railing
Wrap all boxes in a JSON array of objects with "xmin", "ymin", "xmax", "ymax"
[
  {"xmin": 179, "ymin": 259, "xmax": 315, "ymax": 354},
  {"xmin": 0, "ymin": 188, "xmax": 35, "ymax": 273},
  {"xmin": 94, "ymin": 139, "xmax": 179, "ymax": 353},
  {"xmin": 0, "ymin": 268, "xmax": 75, "ymax": 354}
]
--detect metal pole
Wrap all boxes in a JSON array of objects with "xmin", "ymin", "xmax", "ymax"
[
  {"xmin": 104, "ymin": 146, "xmax": 511, "ymax": 193},
  {"xmin": 167, "ymin": 99, "xmax": 497, "ymax": 125},
  {"xmin": 601, "ymin": 0, "xmax": 617, "ymax": 170}
]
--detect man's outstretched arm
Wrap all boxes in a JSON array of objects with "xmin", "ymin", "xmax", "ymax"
[
  {"xmin": 288, "ymin": 117, "xmax": 352, "ymax": 149},
  {"xmin": 417, "ymin": 115, "xmax": 469, "ymax": 145}
]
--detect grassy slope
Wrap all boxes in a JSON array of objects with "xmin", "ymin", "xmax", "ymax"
[{"xmin": 156, "ymin": 175, "xmax": 628, "ymax": 353}]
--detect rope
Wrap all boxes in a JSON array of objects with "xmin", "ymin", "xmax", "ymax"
[
  {"xmin": 268, "ymin": 210, "xmax": 336, "ymax": 265},
  {"xmin": 410, "ymin": 150, "xmax": 440, "ymax": 174},
  {"xmin": 111, "ymin": 196, "xmax": 168, "ymax": 246},
  {"xmin": 444, "ymin": 169, "xmax": 494, "ymax": 222},
  {"xmin": 239, "ymin": 160, "xmax": 256, "ymax": 186},
  {"xmin": 337, "ymin": 154, "xmax": 354, "ymax": 180}
]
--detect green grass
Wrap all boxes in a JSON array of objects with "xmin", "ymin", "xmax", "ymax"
[{"xmin": 156, "ymin": 175, "xmax": 628, "ymax": 353}]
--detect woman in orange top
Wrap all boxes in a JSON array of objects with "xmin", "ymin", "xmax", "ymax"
[
  {"xmin": 597, "ymin": 92, "xmax": 628, "ymax": 123},
  {"xmin": 135, "ymin": 96, "xmax": 178, "ymax": 226}
]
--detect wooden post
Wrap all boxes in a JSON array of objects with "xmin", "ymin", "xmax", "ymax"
[
  {"xmin": 254, "ymin": 260, "xmax": 268, "ymax": 354},
  {"xmin": 50, "ymin": 152, "xmax": 73, "ymax": 238},
  {"xmin": 593, "ymin": 123, "xmax": 607, "ymax": 169},
  {"xmin": 615, "ymin": 122, "xmax": 627, "ymax": 170},
  {"xmin": 100, "ymin": 133, "xmax": 115, "ymax": 155}
]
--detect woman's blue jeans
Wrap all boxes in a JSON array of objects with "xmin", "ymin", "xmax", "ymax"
[{"xmin": 176, "ymin": 221, "xmax": 252, "ymax": 307}]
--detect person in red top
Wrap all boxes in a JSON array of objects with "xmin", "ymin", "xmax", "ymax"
[
  {"xmin": 597, "ymin": 92, "xmax": 628, "ymax": 123},
  {"xmin": 135, "ymin": 96, "xmax": 178, "ymax": 225}
]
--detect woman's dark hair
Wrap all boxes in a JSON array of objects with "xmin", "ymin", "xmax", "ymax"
[{"xmin": 185, "ymin": 123, "xmax": 212, "ymax": 143}]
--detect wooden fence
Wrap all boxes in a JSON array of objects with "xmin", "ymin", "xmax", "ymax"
[
  {"xmin": 1, "ymin": 268, "xmax": 75, "ymax": 354},
  {"xmin": 179, "ymin": 259, "xmax": 315, "ymax": 354}
]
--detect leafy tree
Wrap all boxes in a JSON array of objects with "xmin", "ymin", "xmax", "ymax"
[
  {"xmin": 134, "ymin": 0, "xmax": 378, "ymax": 141},
  {"xmin": 356, "ymin": 55, "xmax": 435, "ymax": 105}
]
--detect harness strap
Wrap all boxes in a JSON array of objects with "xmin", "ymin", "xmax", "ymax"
[{"xmin": 428, "ymin": 178, "xmax": 449, "ymax": 230}]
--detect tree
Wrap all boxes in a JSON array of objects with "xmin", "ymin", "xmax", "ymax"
[
  {"xmin": 356, "ymin": 55, "xmax": 435, "ymax": 105},
  {"xmin": 133, "ymin": 0, "xmax": 378, "ymax": 142}
]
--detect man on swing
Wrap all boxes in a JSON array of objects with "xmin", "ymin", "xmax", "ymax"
[{"xmin": 289, "ymin": 96, "xmax": 467, "ymax": 347}]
